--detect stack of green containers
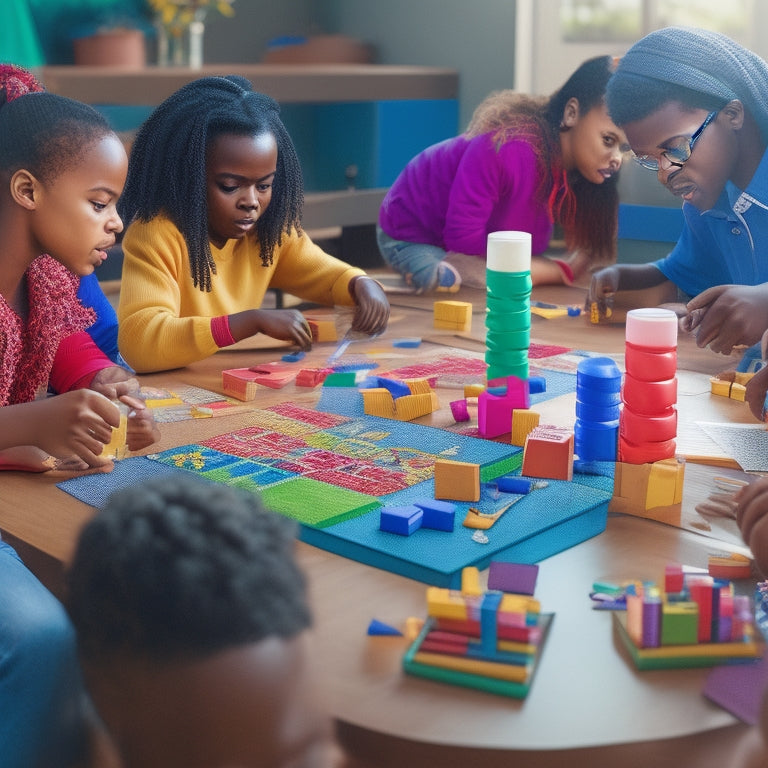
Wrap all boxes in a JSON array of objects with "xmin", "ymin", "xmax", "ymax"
[{"xmin": 485, "ymin": 231, "xmax": 532, "ymax": 383}]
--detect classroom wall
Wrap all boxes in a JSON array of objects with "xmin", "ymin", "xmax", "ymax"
[{"xmin": 201, "ymin": 0, "xmax": 517, "ymax": 131}]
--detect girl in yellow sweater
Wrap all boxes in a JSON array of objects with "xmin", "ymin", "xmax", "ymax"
[{"xmin": 117, "ymin": 75, "xmax": 390, "ymax": 373}]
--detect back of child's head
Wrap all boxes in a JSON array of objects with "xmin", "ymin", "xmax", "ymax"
[
  {"xmin": 607, "ymin": 26, "xmax": 768, "ymax": 141},
  {"xmin": 67, "ymin": 474, "xmax": 312, "ymax": 666},
  {"xmin": 0, "ymin": 85, "xmax": 113, "ymax": 185},
  {"xmin": 119, "ymin": 75, "xmax": 305, "ymax": 290}
]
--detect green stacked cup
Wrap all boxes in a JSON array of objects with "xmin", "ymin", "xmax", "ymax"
[{"xmin": 485, "ymin": 231, "xmax": 531, "ymax": 382}]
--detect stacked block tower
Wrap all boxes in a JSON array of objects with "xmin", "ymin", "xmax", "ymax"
[
  {"xmin": 485, "ymin": 231, "xmax": 531, "ymax": 383},
  {"xmin": 574, "ymin": 357, "xmax": 621, "ymax": 462},
  {"xmin": 619, "ymin": 308, "xmax": 678, "ymax": 463}
]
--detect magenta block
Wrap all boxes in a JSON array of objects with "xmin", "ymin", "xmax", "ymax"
[{"xmin": 450, "ymin": 399, "xmax": 470, "ymax": 422}]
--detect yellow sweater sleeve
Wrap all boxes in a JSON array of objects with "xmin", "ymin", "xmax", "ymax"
[{"xmin": 118, "ymin": 216, "xmax": 365, "ymax": 373}]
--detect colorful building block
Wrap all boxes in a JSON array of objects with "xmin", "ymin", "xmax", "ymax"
[
  {"xmin": 660, "ymin": 601, "xmax": 699, "ymax": 646},
  {"xmin": 433, "ymin": 300, "xmax": 473, "ymax": 332},
  {"xmin": 450, "ymin": 399, "xmax": 470, "ymax": 422},
  {"xmin": 413, "ymin": 498, "xmax": 456, "ymax": 532},
  {"xmin": 521, "ymin": 426, "xmax": 573, "ymax": 481},
  {"xmin": 295, "ymin": 367, "xmax": 332, "ymax": 387},
  {"xmin": 478, "ymin": 376, "xmax": 530, "ymax": 439},
  {"xmin": 433, "ymin": 459, "xmax": 480, "ymax": 502},
  {"xmin": 609, "ymin": 458, "xmax": 685, "ymax": 525},
  {"xmin": 511, "ymin": 409, "xmax": 540, "ymax": 447},
  {"xmin": 380, "ymin": 504, "xmax": 423, "ymax": 536},
  {"xmin": 306, "ymin": 317, "xmax": 337, "ymax": 342},
  {"xmin": 221, "ymin": 368, "xmax": 260, "ymax": 401}
]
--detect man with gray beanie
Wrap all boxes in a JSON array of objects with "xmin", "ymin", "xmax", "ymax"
[{"xmin": 588, "ymin": 27, "xmax": 768, "ymax": 388}]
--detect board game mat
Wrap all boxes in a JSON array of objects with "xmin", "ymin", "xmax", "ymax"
[{"xmin": 58, "ymin": 400, "xmax": 610, "ymax": 587}]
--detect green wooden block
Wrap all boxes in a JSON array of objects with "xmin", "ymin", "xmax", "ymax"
[{"xmin": 661, "ymin": 602, "xmax": 699, "ymax": 645}]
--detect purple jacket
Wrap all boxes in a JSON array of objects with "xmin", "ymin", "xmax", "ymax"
[{"xmin": 379, "ymin": 133, "xmax": 554, "ymax": 256}]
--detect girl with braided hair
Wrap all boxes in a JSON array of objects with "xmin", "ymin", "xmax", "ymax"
[
  {"xmin": 377, "ymin": 55, "xmax": 628, "ymax": 293},
  {"xmin": 117, "ymin": 75, "xmax": 390, "ymax": 373}
]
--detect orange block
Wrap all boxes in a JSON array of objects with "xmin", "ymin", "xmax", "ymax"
[{"xmin": 434, "ymin": 459, "xmax": 480, "ymax": 502}]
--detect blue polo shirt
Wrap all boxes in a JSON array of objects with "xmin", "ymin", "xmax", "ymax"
[{"xmin": 654, "ymin": 147, "xmax": 768, "ymax": 298}]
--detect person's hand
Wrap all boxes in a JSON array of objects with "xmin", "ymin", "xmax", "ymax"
[
  {"xmin": 254, "ymin": 309, "xmax": 313, "ymax": 349},
  {"xmin": 0, "ymin": 446, "xmax": 89, "ymax": 473},
  {"xmin": 349, "ymin": 276, "xmax": 390, "ymax": 336},
  {"xmin": 586, "ymin": 266, "xmax": 619, "ymax": 317},
  {"xmin": 736, "ymin": 477, "xmax": 768, "ymax": 576},
  {"xmin": 120, "ymin": 394, "xmax": 161, "ymax": 451},
  {"xmin": 684, "ymin": 284, "xmax": 768, "ymax": 354},
  {"xmin": 745, "ymin": 365, "xmax": 768, "ymax": 421},
  {"xmin": 20, "ymin": 390, "xmax": 121, "ymax": 468},
  {"xmin": 90, "ymin": 365, "xmax": 140, "ymax": 400}
]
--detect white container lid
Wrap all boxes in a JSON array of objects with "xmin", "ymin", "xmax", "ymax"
[
  {"xmin": 625, "ymin": 307, "xmax": 678, "ymax": 348},
  {"xmin": 486, "ymin": 231, "xmax": 531, "ymax": 273}
]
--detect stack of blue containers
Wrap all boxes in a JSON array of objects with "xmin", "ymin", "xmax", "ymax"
[{"xmin": 574, "ymin": 357, "xmax": 621, "ymax": 461}]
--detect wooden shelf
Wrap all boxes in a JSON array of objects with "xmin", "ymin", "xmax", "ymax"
[{"xmin": 39, "ymin": 64, "xmax": 459, "ymax": 105}]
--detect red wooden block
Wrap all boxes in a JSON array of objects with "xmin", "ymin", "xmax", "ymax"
[{"xmin": 522, "ymin": 426, "xmax": 573, "ymax": 481}]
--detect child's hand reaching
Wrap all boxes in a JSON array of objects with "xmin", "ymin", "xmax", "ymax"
[
  {"xmin": 736, "ymin": 477, "xmax": 768, "ymax": 577},
  {"xmin": 349, "ymin": 276, "xmax": 390, "ymax": 336},
  {"xmin": 684, "ymin": 284, "xmax": 768, "ymax": 354},
  {"xmin": 233, "ymin": 308, "xmax": 314, "ymax": 350},
  {"xmin": 11, "ymin": 390, "xmax": 122, "ymax": 468},
  {"xmin": 586, "ymin": 266, "xmax": 619, "ymax": 317},
  {"xmin": 745, "ymin": 365, "xmax": 768, "ymax": 421}
]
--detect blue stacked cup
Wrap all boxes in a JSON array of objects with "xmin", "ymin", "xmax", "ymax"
[
  {"xmin": 574, "ymin": 357, "xmax": 621, "ymax": 461},
  {"xmin": 485, "ymin": 231, "xmax": 531, "ymax": 383}
]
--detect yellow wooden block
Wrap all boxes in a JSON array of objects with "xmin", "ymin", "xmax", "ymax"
[
  {"xmin": 511, "ymin": 409, "xmax": 540, "ymax": 447},
  {"xmin": 393, "ymin": 392, "xmax": 436, "ymax": 421},
  {"xmin": 461, "ymin": 567, "xmax": 482, "ymax": 596},
  {"xmin": 405, "ymin": 377, "xmax": 432, "ymax": 395},
  {"xmin": 426, "ymin": 587, "xmax": 468, "ymax": 620},
  {"xmin": 306, "ymin": 317, "xmax": 338, "ymax": 342},
  {"xmin": 645, "ymin": 458, "xmax": 685, "ymax": 509},
  {"xmin": 434, "ymin": 459, "xmax": 480, "ymax": 502},
  {"xmin": 710, "ymin": 378, "xmax": 731, "ymax": 398},
  {"xmin": 730, "ymin": 382, "xmax": 747, "ymax": 401},
  {"xmin": 433, "ymin": 300, "xmax": 472, "ymax": 332},
  {"xmin": 361, "ymin": 388, "xmax": 395, "ymax": 418},
  {"xmin": 499, "ymin": 594, "xmax": 541, "ymax": 616},
  {"xmin": 733, "ymin": 371, "xmax": 755, "ymax": 386},
  {"xmin": 464, "ymin": 384, "xmax": 485, "ymax": 398}
]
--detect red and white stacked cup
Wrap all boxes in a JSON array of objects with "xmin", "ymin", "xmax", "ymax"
[{"xmin": 619, "ymin": 308, "xmax": 678, "ymax": 464}]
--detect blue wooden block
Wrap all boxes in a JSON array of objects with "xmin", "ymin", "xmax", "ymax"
[
  {"xmin": 413, "ymin": 498, "xmax": 456, "ymax": 532},
  {"xmin": 380, "ymin": 505, "xmax": 423, "ymax": 536},
  {"xmin": 377, "ymin": 377, "xmax": 412, "ymax": 399},
  {"xmin": 528, "ymin": 376, "xmax": 546, "ymax": 394}
]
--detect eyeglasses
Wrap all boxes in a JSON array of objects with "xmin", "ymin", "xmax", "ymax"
[{"xmin": 633, "ymin": 111, "xmax": 718, "ymax": 172}]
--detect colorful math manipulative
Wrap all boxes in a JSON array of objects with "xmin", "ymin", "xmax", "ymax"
[
  {"xmin": 485, "ymin": 231, "xmax": 531, "ymax": 383},
  {"xmin": 574, "ymin": 357, "xmax": 621, "ymax": 461},
  {"xmin": 619, "ymin": 308, "xmax": 678, "ymax": 464}
]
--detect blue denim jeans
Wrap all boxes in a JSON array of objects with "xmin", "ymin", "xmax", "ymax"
[
  {"xmin": 0, "ymin": 540, "xmax": 87, "ymax": 768},
  {"xmin": 376, "ymin": 226, "xmax": 447, "ymax": 293}
]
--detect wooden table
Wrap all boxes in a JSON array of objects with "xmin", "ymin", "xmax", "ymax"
[{"xmin": 1, "ymin": 284, "xmax": 761, "ymax": 768}]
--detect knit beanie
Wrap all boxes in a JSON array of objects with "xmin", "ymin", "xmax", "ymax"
[{"xmin": 607, "ymin": 26, "xmax": 768, "ymax": 140}]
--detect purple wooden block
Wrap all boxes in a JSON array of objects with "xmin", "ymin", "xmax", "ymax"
[
  {"xmin": 487, "ymin": 561, "xmax": 539, "ymax": 595},
  {"xmin": 642, "ymin": 598, "xmax": 662, "ymax": 648}
]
